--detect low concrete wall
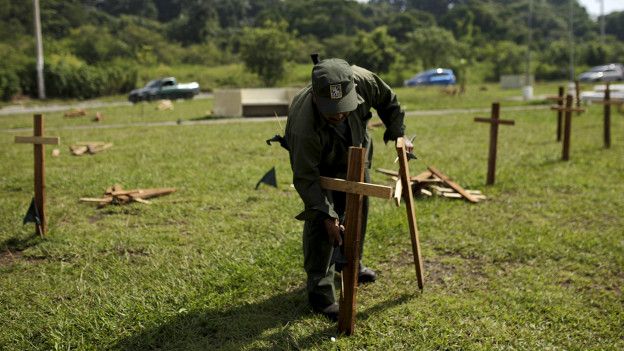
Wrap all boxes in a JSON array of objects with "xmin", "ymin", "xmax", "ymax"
[
  {"xmin": 213, "ymin": 88, "xmax": 301, "ymax": 117},
  {"xmin": 500, "ymin": 75, "xmax": 534, "ymax": 89}
]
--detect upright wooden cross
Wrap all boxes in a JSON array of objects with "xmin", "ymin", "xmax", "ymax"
[
  {"xmin": 318, "ymin": 143, "xmax": 424, "ymax": 336},
  {"xmin": 574, "ymin": 80, "xmax": 582, "ymax": 115},
  {"xmin": 319, "ymin": 147, "xmax": 392, "ymax": 336},
  {"xmin": 551, "ymin": 95, "xmax": 585, "ymax": 161},
  {"xmin": 593, "ymin": 83, "xmax": 622, "ymax": 149},
  {"xmin": 546, "ymin": 86, "xmax": 565, "ymax": 141},
  {"xmin": 14, "ymin": 114, "xmax": 60, "ymax": 236},
  {"xmin": 474, "ymin": 103, "xmax": 515, "ymax": 185}
]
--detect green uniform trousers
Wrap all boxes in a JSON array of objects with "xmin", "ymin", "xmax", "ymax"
[{"xmin": 303, "ymin": 171, "xmax": 370, "ymax": 309}]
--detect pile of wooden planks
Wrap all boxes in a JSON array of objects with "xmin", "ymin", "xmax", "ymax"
[
  {"xmin": 70, "ymin": 141, "xmax": 113, "ymax": 156},
  {"xmin": 377, "ymin": 165, "xmax": 486, "ymax": 204},
  {"xmin": 64, "ymin": 108, "xmax": 87, "ymax": 118},
  {"xmin": 80, "ymin": 184, "xmax": 176, "ymax": 208}
]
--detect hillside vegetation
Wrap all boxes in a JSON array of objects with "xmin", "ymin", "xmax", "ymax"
[{"xmin": 1, "ymin": 0, "xmax": 624, "ymax": 99}]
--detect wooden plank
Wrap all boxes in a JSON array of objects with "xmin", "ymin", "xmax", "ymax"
[
  {"xmin": 396, "ymin": 137, "xmax": 425, "ymax": 290},
  {"xmin": 411, "ymin": 170, "xmax": 433, "ymax": 183},
  {"xmin": 88, "ymin": 142, "xmax": 113, "ymax": 154},
  {"xmin": 393, "ymin": 178, "xmax": 402, "ymax": 207},
  {"xmin": 70, "ymin": 145, "xmax": 88, "ymax": 155},
  {"xmin": 33, "ymin": 115, "xmax": 46, "ymax": 236},
  {"xmin": 430, "ymin": 185, "xmax": 454, "ymax": 193},
  {"xmin": 319, "ymin": 177, "xmax": 392, "ymax": 199},
  {"xmin": 550, "ymin": 105, "xmax": 585, "ymax": 113},
  {"xmin": 375, "ymin": 168, "xmax": 399, "ymax": 177},
  {"xmin": 441, "ymin": 192, "xmax": 463, "ymax": 199},
  {"xmin": 562, "ymin": 94, "xmax": 573, "ymax": 161},
  {"xmin": 420, "ymin": 189, "xmax": 432, "ymax": 196},
  {"xmin": 75, "ymin": 141, "xmax": 106, "ymax": 146},
  {"xmin": 474, "ymin": 117, "xmax": 515, "ymax": 125},
  {"xmin": 80, "ymin": 197, "xmax": 113, "ymax": 203},
  {"xmin": 427, "ymin": 166, "xmax": 479, "ymax": 203},
  {"xmin": 592, "ymin": 100, "xmax": 624, "ymax": 105},
  {"xmin": 604, "ymin": 85, "xmax": 611, "ymax": 149},
  {"xmin": 15, "ymin": 136, "xmax": 60, "ymax": 145},
  {"xmin": 338, "ymin": 147, "xmax": 366, "ymax": 336},
  {"xmin": 556, "ymin": 86, "xmax": 564, "ymax": 142}
]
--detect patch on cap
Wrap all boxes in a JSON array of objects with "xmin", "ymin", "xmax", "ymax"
[{"xmin": 329, "ymin": 84, "xmax": 343, "ymax": 99}]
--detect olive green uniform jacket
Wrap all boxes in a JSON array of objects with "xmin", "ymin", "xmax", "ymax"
[{"xmin": 285, "ymin": 65, "xmax": 406, "ymax": 222}]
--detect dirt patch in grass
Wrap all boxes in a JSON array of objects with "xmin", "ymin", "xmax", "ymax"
[
  {"xmin": 378, "ymin": 248, "xmax": 489, "ymax": 290},
  {"xmin": 0, "ymin": 249, "xmax": 47, "ymax": 266}
]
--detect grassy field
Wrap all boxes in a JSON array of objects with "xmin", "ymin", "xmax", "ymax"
[{"xmin": 1, "ymin": 84, "xmax": 623, "ymax": 350}]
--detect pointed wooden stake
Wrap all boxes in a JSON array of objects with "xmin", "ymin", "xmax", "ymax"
[{"xmin": 396, "ymin": 138, "xmax": 425, "ymax": 290}]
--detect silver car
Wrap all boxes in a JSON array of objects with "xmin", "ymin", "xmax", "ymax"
[{"xmin": 578, "ymin": 63, "xmax": 624, "ymax": 82}]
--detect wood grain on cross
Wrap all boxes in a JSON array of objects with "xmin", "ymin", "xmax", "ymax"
[
  {"xmin": 396, "ymin": 137, "xmax": 424, "ymax": 289},
  {"xmin": 14, "ymin": 114, "xmax": 60, "ymax": 236},
  {"xmin": 551, "ymin": 94, "xmax": 585, "ymax": 161},
  {"xmin": 474, "ymin": 103, "xmax": 515, "ymax": 185},
  {"xmin": 318, "ymin": 147, "xmax": 393, "ymax": 336}
]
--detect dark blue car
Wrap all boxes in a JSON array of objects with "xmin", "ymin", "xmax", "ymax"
[{"xmin": 404, "ymin": 68, "xmax": 456, "ymax": 87}]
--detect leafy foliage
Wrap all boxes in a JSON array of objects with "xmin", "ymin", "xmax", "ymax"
[
  {"xmin": 239, "ymin": 21, "xmax": 297, "ymax": 86},
  {"xmin": 1, "ymin": 0, "xmax": 624, "ymax": 100}
]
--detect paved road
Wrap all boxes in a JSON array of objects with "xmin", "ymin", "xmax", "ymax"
[
  {"xmin": 0, "ymin": 93, "xmax": 213, "ymax": 116},
  {"xmin": 1, "ymin": 105, "xmax": 549, "ymax": 133}
]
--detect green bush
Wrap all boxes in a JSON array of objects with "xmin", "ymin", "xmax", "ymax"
[
  {"xmin": 36, "ymin": 56, "xmax": 138, "ymax": 99},
  {"xmin": 0, "ymin": 69, "xmax": 20, "ymax": 100}
]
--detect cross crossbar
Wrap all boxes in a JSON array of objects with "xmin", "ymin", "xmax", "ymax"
[
  {"xmin": 319, "ymin": 177, "xmax": 392, "ymax": 199},
  {"xmin": 474, "ymin": 117, "xmax": 515, "ymax": 125},
  {"xmin": 593, "ymin": 99, "xmax": 623, "ymax": 105},
  {"xmin": 550, "ymin": 105, "xmax": 585, "ymax": 113},
  {"xmin": 14, "ymin": 136, "xmax": 60, "ymax": 145}
]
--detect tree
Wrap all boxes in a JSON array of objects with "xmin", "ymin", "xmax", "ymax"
[
  {"xmin": 346, "ymin": 27, "xmax": 400, "ymax": 74},
  {"xmin": 604, "ymin": 11, "xmax": 624, "ymax": 41},
  {"xmin": 404, "ymin": 26, "xmax": 459, "ymax": 69},
  {"xmin": 239, "ymin": 20, "xmax": 296, "ymax": 86}
]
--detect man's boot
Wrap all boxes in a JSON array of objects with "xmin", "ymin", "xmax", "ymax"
[{"xmin": 358, "ymin": 265, "xmax": 377, "ymax": 284}]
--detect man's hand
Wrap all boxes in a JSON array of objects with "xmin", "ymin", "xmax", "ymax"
[
  {"xmin": 323, "ymin": 217, "xmax": 344, "ymax": 247},
  {"xmin": 402, "ymin": 136, "xmax": 414, "ymax": 153}
]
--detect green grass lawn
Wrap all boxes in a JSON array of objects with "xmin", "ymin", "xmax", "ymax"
[{"xmin": 1, "ymin": 91, "xmax": 622, "ymax": 350}]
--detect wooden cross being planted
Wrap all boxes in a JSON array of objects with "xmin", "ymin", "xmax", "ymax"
[
  {"xmin": 318, "ymin": 141, "xmax": 424, "ymax": 336},
  {"xmin": 14, "ymin": 114, "xmax": 60, "ymax": 236},
  {"xmin": 474, "ymin": 103, "xmax": 515, "ymax": 185},
  {"xmin": 551, "ymin": 95, "xmax": 585, "ymax": 161}
]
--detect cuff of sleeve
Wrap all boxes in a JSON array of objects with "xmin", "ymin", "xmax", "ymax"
[
  {"xmin": 383, "ymin": 129, "xmax": 404, "ymax": 144},
  {"xmin": 295, "ymin": 206, "xmax": 339, "ymax": 221}
]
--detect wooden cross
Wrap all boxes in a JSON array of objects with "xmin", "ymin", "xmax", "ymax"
[
  {"xmin": 592, "ymin": 83, "xmax": 623, "ymax": 149},
  {"xmin": 474, "ymin": 103, "xmax": 515, "ymax": 185},
  {"xmin": 551, "ymin": 95, "xmax": 585, "ymax": 161},
  {"xmin": 14, "ymin": 114, "xmax": 60, "ymax": 236},
  {"xmin": 319, "ymin": 143, "xmax": 424, "ymax": 336},
  {"xmin": 318, "ymin": 147, "xmax": 392, "ymax": 336},
  {"xmin": 574, "ymin": 80, "xmax": 582, "ymax": 115},
  {"xmin": 546, "ymin": 86, "xmax": 565, "ymax": 141}
]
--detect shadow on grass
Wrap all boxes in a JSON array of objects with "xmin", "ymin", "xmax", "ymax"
[
  {"xmin": 0, "ymin": 232, "xmax": 41, "ymax": 253},
  {"xmin": 113, "ymin": 288, "xmax": 415, "ymax": 350},
  {"xmin": 189, "ymin": 114, "xmax": 234, "ymax": 121}
]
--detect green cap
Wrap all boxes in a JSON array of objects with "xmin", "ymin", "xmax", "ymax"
[{"xmin": 312, "ymin": 58, "xmax": 358, "ymax": 115}]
